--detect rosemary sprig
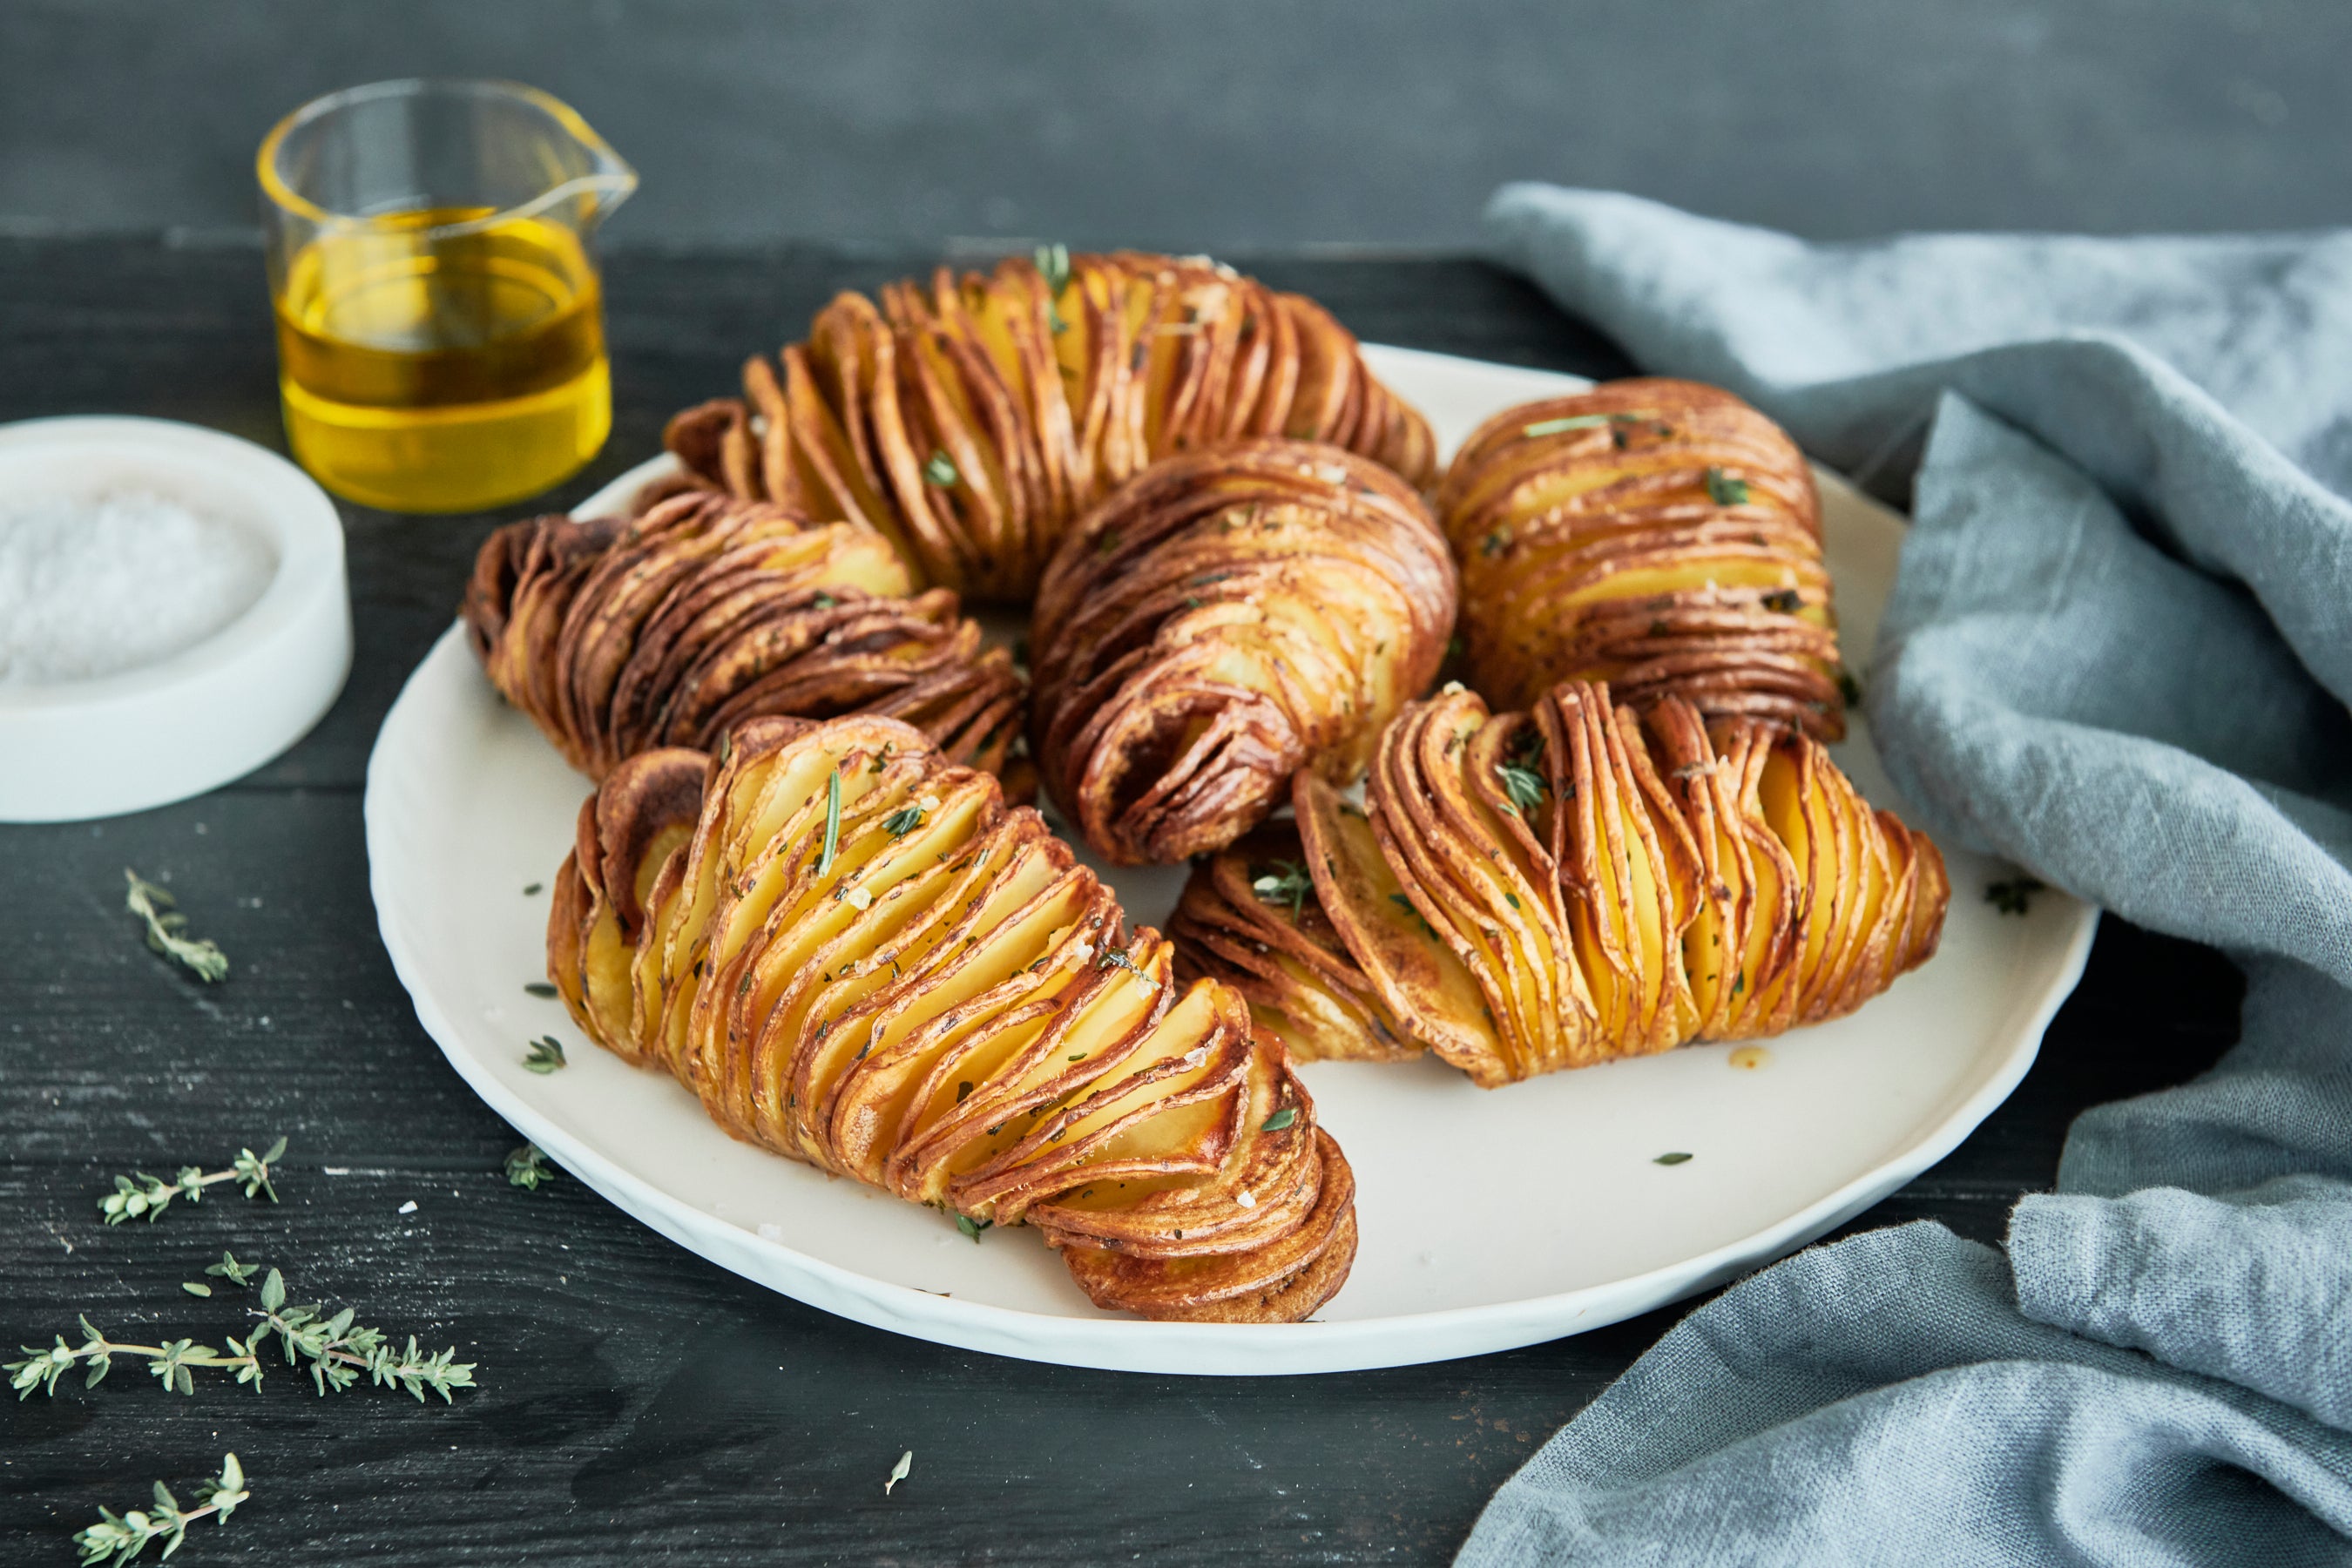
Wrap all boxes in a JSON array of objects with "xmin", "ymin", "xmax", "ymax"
[
  {"xmin": 97, "ymin": 1138, "xmax": 285, "ymax": 1224},
  {"xmin": 73, "ymin": 1451, "xmax": 247, "ymax": 1567},
  {"xmin": 523, "ymin": 1036, "xmax": 566, "ymax": 1074},
  {"xmin": 124, "ymin": 869, "xmax": 227, "ymax": 983},
  {"xmin": 504, "ymin": 1143, "xmax": 556, "ymax": 1190},
  {"xmin": 1250, "ymin": 860, "xmax": 1314, "ymax": 920},
  {"xmin": 8, "ymin": 1268, "xmax": 477, "ymax": 1403},
  {"xmin": 819, "ymin": 768, "xmax": 842, "ymax": 875},
  {"xmin": 1705, "ymin": 466, "xmax": 1751, "ymax": 505}
]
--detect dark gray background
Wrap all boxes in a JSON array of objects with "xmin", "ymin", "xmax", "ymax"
[{"xmin": 3, "ymin": 0, "xmax": 2343, "ymax": 250}]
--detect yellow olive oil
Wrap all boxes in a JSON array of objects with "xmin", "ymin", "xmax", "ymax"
[{"xmin": 274, "ymin": 206, "xmax": 610, "ymax": 512}]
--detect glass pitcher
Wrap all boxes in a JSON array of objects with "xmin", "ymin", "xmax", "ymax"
[{"xmin": 257, "ymin": 80, "xmax": 637, "ymax": 513}]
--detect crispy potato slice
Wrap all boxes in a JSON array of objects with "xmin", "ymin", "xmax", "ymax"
[
  {"xmin": 1031, "ymin": 438, "xmax": 1457, "ymax": 864},
  {"xmin": 551, "ymin": 715, "xmax": 1357, "ymax": 1321},
  {"xmin": 659, "ymin": 252, "xmax": 1436, "ymax": 604},
  {"xmin": 1436, "ymin": 380, "xmax": 1848, "ymax": 740},
  {"xmin": 461, "ymin": 490, "xmax": 1028, "ymax": 787}
]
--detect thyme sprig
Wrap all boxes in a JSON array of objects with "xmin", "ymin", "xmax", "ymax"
[
  {"xmin": 504, "ymin": 1143, "xmax": 556, "ymax": 1190},
  {"xmin": 124, "ymin": 869, "xmax": 227, "ymax": 983},
  {"xmin": 73, "ymin": 1451, "xmax": 247, "ymax": 1567},
  {"xmin": 8, "ymin": 1268, "xmax": 477, "ymax": 1403},
  {"xmin": 1250, "ymin": 860, "xmax": 1314, "ymax": 919},
  {"xmin": 98, "ymin": 1137, "xmax": 285, "ymax": 1224},
  {"xmin": 523, "ymin": 1036, "xmax": 566, "ymax": 1073}
]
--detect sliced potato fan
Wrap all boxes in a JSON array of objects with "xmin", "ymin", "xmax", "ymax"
[
  {"xmin": 1436, "ymin": 379, "xmax": 1848, "ymax": 740},
  {"xmin": 463, "ymin": 490, "xmax": 1028, "ymax": 788},
  {"xmin": 665, "ymin": 250, "xmax": 1438, "ymax": 602},
  {"xmin": 1029, "ymin": 438, "xmax": 1457, "ymax": 866},
  {"xmin": 545, "ymin": 713, "xmax": 1357, "ymax": 1321},
  {"xmin": 1175, "ymin": 680, "xmax": 1948, "ymax": 1087}
]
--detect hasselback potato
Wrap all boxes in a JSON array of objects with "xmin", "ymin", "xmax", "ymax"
[
  {"xmin": 544, "ymin": 713, "xmax": 1357, "ymax": 1321},
  {"xmin": 1436, "ymin": 379, "xmax": 1848, "ymax": 740},
  {"xmin": 664, "ymin": 249, "xmax": 1438, "ymax": 602},
  {"xmin": 1029, "ymin": 438, "xmax": 1457, "ymax": 866},
  {"xmin": 1178, "ymin": 680, "xmax": 1947, "ymax": 1085},
  {"xmin": 463, "ymin": 490, "xmax": 1027, "ymax": 786}
]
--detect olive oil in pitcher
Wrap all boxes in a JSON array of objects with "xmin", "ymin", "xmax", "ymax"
[{"xmin": 258, "ymin": 81, "xmax": 636, "ymax": 513}]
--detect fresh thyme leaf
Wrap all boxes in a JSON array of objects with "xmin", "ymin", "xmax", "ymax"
[
  {"xmin": 1481, "ymin": 527, "xmax": 1511, "ymax": 558},
  {"xmin": 1260, "ymin": 1108, "xmax": 1298, "ymax": 1132},
  {"xmin": 1521, "ymin": 411, "xmax": 1647, "ymax": 438},
  {"xmin": 523, "ymin": 1036, "xmax": 567, "ymax": 1074},
  {"xmin": 206, "ymin": 1252, "xmax": 260, "ymax": 1288},
  {"xmin": 95, "ymin": 1139, "xmax": 285, "ymax": 1224},
  {"xmin": 73, "ymin": 1452, "xmax": 249, "ymax": 1566},
  {"xmin": 887, "ymin": 1448, "xmax": 915, "ymax": 1495},
  {"xmin": 1705, "ymin": 466, "xmax": 1751, "ymax": 505},
  {"xmin": 1444, "ymin": 634, "xmax": 1464, "ymax": 663},
  {"xmin": 1653, "ymin": 1151, "xmax": 1693, "ymax": 1166},
  {"xmin": 1036, "ymin": 242, "xmax": 1071, "ymax": 295},
  {"xmin": 523, "ymin": 981, "xmax": 559, "ymax": 998},
  {"xmin": 523, "ymin": 882, "xmax": 543, "ymax": 896},
  {"xmin": 923, "ymin": 450, "xmax": 958, "ymax": 487},
  {"xmin": 953, "ymin": 1212, "xmax": 991, "ymax": 1243},
  {"xmin": 882, "ymin": 805, "xmax": 926, "ymax": 838},
  {"xmin": 504, "ymin": 1142, "xmax": 555, "ymax": 1190},
  {"xmin": 1760, "ymin": 587, "xmax": 1802, "ymax": 614},
  {"xmin": 1497, "ymin": 761, "xmax": 1547, "ymax": 814},
  {"xmin": 1250, "ymin": 859, "xmax": 1314, "ymax": 919},
  {"xmin": 1986, "ymin": 876, "xmax": 2046, "ymax": 916},
  {"xmin": 123, "ymin": 869, "xmax": 227, "ymax": 983},
  {"xmin": 820, "ymin": 768, "xmax": 843, "ymax": 875},
  {"xmin": 181, "ymin": 1281, "xmax": 212, "ymax": 1298},
  {"xmin": 10, "ymin": 1272, "xmax": 476, "ymax": 1405}
]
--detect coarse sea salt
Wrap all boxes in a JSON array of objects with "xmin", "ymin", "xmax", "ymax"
[{"xmin": 0, "ymin": 490, "xmax": 276, "ymax": 685}]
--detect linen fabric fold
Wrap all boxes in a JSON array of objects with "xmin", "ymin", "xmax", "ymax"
[{"xmin": 1462, "ymin": 186, "xmax": 2352, "ymax": 1567}]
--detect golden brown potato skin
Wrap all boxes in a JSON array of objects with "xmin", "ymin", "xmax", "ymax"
[
  {"xmin": 663, "ymin": 251, "xmax": 1439, "ymax": 603},
  {"xmin": 1227, "ymin": 680, "xmax": 1946, "ymax": 1086},
  {"xmin": 1029, "ymin": 438, "xmax": 1457, "ymax": 866},
  {"xmin": 1436, "ymin": 379, "xmax": 1848, "ymax": 740},
  {"xmin": 1170, "ymin": 828, "xmax": 1421, "ymax": 1064},
  {"xmin": 463, "ymin": 490, "xmax": 1029, "ymax": 789},
  {"xmin": 544, "ymin": 713, "xmax": 1356, "ymax": 1323}
]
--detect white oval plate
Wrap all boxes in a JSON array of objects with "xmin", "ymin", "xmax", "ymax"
[{"xmin": 367, "ymin": 344, "xmax": 2095, "ymax": 1375}]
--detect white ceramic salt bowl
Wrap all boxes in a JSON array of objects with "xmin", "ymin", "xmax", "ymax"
[{"xmin": 0, "ymin": 416, "xmax": 351, "ymax": 821}]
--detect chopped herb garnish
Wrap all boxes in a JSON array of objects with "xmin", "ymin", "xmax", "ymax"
[
  {"xmin": 882, "ymin": 805, "xmax": 926, "ymax": 838},
  {"xmin": 1497, "ymin": 761, "xmax": 1547, "ymax": 814},
  {"xmin": 522, "ymin": 882, "xmax": 543, "ymax": 896},
  {"xmin": 504, "ymin": 1142, "xmax": 555, "ymax": 1190},
  {"xmin": 1250, "ymin": 860, "xmax": 1314, "ymax": 919},
  {"xmin": 1838, "ymin": 669, "xmax": 1863, "ymax": 707},
  {"xmin": 523, "ymin": 1036, "xmax": 566, "ymax": 1074},
  {"xmin": 923, "ymin": 450, "xmax": 958, "ymax": 487},
  {"xmin": 1987, "ymin": 876, "xmax": 2045, "ymax": 916},
  {"xmin": 1504, "ymin": 892, "xmax": 1522, "ymax": 909},
  {"xmin": 1761, "ymin": 588, "xmax": 1802, "ymax": 614},
  {"xmin": 953, "ymin": 1213, "xmax": 992, "ymax": 1243},
  {"xmin": 1653, "ymin": 1151, "xmax": 1693, "ymax": 1166},
  {"xmin": 819, "ymin": 768, "xmax": 842, "ymax": 874},
  {"xmin": 1482, "ymin": 528, "xmax": 1511, "ymax": 558},
  {"xmin": 814, "ymin": 592, "xmax": 839, "ymax": 610},
  {"xmin": 1260, "ymin": 1108, "xmax": 1298, "ymax": 1132},
  {"xmin": 524, "ymin": 981, "xmax": 559, "ymax": 998},
  {"xmin": 1705, "ymin": 467, "xmax": 1751, "ymax": 505}
]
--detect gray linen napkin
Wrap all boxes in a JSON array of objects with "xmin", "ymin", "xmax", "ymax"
[{"xmin": 1458, "ymin": 186, "xmax": 2352, "ymax": 1566}]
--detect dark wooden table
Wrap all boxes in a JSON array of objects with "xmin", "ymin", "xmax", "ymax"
[{"xmin": 0, "ymin": 235, "xmax": 2244, "ymax": 1565}]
